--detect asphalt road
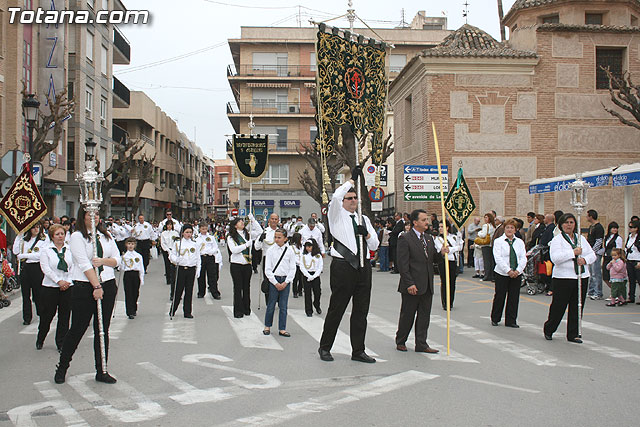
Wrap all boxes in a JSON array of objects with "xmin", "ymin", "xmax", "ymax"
[{"xmin": 0, "ymin": 253, "xmax": 639, "ymax": 427}]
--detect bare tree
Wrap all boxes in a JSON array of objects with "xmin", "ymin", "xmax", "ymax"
[
  {"xmin": 99, "ymin": 137, "xmax": 144, "ymax": 216},
  {"xmin": 20, "ymin": 86, "xmax": 74, "ymax": 163},
  {"xmin": 130, "ymin": 153, "xmax": 157, "ymax": 217},
  {"xmin": 602, "ymin": 68, "xmax": 640, "ymax": 131}
]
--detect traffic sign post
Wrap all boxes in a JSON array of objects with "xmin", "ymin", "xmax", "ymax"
[
  {"xmin": 231, "ymin": 208, "xmax": 239, "ymax": 217},
  {"xmin": 403, "ymin": 165, "xmax": 448, "ymax": 202},
  {"xmin": 239, "ymin": 208, "xmax": 246, "ymax": 216}
]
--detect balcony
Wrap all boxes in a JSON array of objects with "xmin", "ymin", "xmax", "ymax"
[
  {"xmin": 227, "ymin": 64, "xmax": 316, "ymax": 78},
  {"xmin": 112, "ymin": 123, "xmax": 128, "ymax": 144},
  {"xmin": 141, "ymin": 134, "xmax": 155, "ymax": 146},
  {"xmin": 113, "ymin": 76, "xmax": 130, "ymax": 108},
  {"xmin": 226, "ymin": 138, "xmax": 310, "ymax": 154},
  {"xmin": 226, "ymin": 101, "xmax": 315, "ymax": 115},
  {"xmin": 113, "ymin": 26, "xmax": 131, "ymax": 65}
]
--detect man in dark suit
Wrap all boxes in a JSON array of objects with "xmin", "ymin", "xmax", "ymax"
[
  {"xmin": 395, "ymin": 209, "xmax": 439, "ymax": 353},
  {"xmin": 388, "ymin": 212, "xmax": 404, "ymax": 274}
]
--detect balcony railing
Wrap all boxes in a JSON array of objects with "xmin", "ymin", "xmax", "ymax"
[
  {"xmin": 113, "ymin": 26, "xmax": 131, "ymax": 65},
  {"xmin": 226, "ymin": 101, "xmax": 315, "ymax": 115},
  {"xmin": 227, "ymin": 64, "xmax": 316, "ymax": 78},
  {"xmin": 140, "ymin": 134, "xmax": 155, "ymax": 146},
  {"xmin": 226, "ymin": 138, "xmax": 311, "ymax": 153},
  {"xmin": 113, "ymin": 76, "xmax": 130, "ymax": 107}
]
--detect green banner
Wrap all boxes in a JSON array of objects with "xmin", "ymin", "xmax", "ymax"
[{"xmin": 444, "ymin": 169, "xmax": 476, "ymax": 228}]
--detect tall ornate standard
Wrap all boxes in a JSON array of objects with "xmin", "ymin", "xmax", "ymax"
[
  {"xmin": 569, "ymin": 173, "xmax": 588, "ymax": 338},
  {"xmin": 76, "ymin": 138, "xmax": 107, "ymax": 375}
]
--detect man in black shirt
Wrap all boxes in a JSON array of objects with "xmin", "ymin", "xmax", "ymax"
[
  {"xmin": 388, "ymin": 212, "xmax": 404, "ymax": 274},
  {"xmin": 586, "ymin": 209, "xmax": 605, "ymax": 300}
]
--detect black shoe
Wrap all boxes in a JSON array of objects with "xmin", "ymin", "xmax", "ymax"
[
  {"xmin": 197, "ymin": 294, "xmax": 204, "ymax": 299},
  {"xmin": 95, "ymin": 372, "xmax": 117, "ymax": 384},
  {"xmin": 36, "ymin": 340, "xmax": 43, "ymax": 350},
  {"xmin": 472, "ymin": 274, "xmax": 480, "ymax": 278},
  {"xmin": 505, "ymin": 324, "xmax": 520, "ymax": 328},
  {"xmin": 54, "ymin": 363, "xmax": 69, "ymax": 384},
  {"xmin": 23, "ymin": 320, "xmax": 31, "ymax": 325},
  {"xmin": 234, "ymin": 314, "xmax": 244, "ymax": 319},
  {"xmin": 544, "ymin": 333, "xmax": 553, "ymax": 341},
  {"xmin": 128, "ymin": 315, "xmax": 135, "ymax": 319},
  {"xmin": 184, "ymin": 314, "xmax": 194, "ymax": 319},
  {"xmin": 351, "ymin": 352, "xmax": 376, "ymax": 363},
  {"xmin": 213, "ymin": 294, "xmax": 221, "ymax": 300},
  {"xmin": 491, "ymin": 321, "xmax": 499, "ymax": 326},
  {"xmin": 244, "ymin": 310, "xmax": 251, "ymax": 316},
  {"xmin": 316, "ymin": 307, "xmax": 322, "ymax": 315},
  {"xmin": 293, "ymin": 294, "xmax": 298, "ymax": 298},
  {"xmin": 318, "ymin": 348, "xmax": 334, "ymax": 362},
  {"xmin": 306, "ymin": 313, "xmax": 312, "ymax": 317},
  {"xmin": 568, "ymin": 337, "xmax": 583, "ymax": 344}
]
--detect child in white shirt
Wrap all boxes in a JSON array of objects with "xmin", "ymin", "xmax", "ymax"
[{"xmin": 121, "ymin": 238, "xmax": 145, "ymax": 319}]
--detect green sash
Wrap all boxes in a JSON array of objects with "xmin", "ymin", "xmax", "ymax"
[{"xmin": 561, "ymin": 232, "xmax": 585, "ymax": 275}]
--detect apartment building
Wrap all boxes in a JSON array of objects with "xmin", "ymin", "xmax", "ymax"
[
  {"xmin": 113, "ymin": 91, "xmax": 214, "ymax": 221},
  {"xmin": 226, "ymin": 15, "xmax": 451, "ymax": 221},
  {"xmin": 212, "ymin": 157, "xmax": 238, "ymax": 219}
]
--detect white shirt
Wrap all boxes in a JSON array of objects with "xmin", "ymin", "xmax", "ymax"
[
  {"xmin": 314, "ymin": 221, "xmax": 325, "ymax": 234},
  {"xmin": 196, "ymin": 233, "xmax": 220, "ymax": 257},
  {"xmin": 69, "ymin": 231, "xmax": 121, "ymax": 282},
  {"xmin": 132, "ymin": 221, "xmax": 153, "ymax": 240},
  {"xmin": 434, "ymin": 234, "xmax": 463, "ymax": 262},
  {"xmin": 549, "ymin": 233, "xmax": 596, "ymax": 279},
  {"xmin": 476, "ymin": 223, "xmax": 495, "ymax": 247},
  {"xmin": 227, "ymin": 214, "xmax": 263, "ymax": 264},
  {"xmin": 291, "ymin": 244, "xmax": 302, "ymax": 266},
  {"xmin": 328, "ymin": 181, "xmax": 379, "ymax": 259},
  {"xmin": 110, "ymin": 223, "xmax": 127, "ymax": 242},
  {"xmin": 161, "ymin": 230, "xmax": 179, "ymax": 252},
  {"xmin": 256, "ymin": 225, "xmax": 278, "ymax": 252},
  {"xmin": 159, "ymin": 218, "xmax": 182, "ymax": 233},
  {"xmin": 626, "ymin": 234, "xmax": 640, "ymax": 261},
  {"xmin": 40, "ymin": 244, "xmax": 73, "ymax": 288},
  {"xmin": 492, "ymin": 234, "xmax": 527, "ymax": 276},
  {"xmin": 300, "ymin": 225, "xmax": 325, "ymax": 254},
  {"xmin": 169, "ymin": 238, "xmax": 201, "ymax": 277},
  {"xmin": 265, "ymin": 243, "xmax": 297, "ymax": 285},
  {"xmin": 300, "ymin": 252, "xmax": 323, "ymax": 280},
  {"xmin": 14, "ymin": 235, "xmax": 50, "ymax": 264},
  {"xmin": 121, "ymin": 250, "xmax": 145, "ymax": 285}
]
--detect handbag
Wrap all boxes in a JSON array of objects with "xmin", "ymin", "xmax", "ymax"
[
  {"xmin": 261, "ymin": 246, "xmax": 288, "ymax": 294},
  {"xmin": 474, "ymin": 234, "xmax": 491, "ymax": 246}
]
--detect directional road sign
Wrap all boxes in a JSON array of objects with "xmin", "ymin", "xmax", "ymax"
[{"xmin": 403, "ymin": 165, "xmax": 448, "ymax": 202}]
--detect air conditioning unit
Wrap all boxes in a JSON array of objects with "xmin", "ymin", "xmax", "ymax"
[{"xmin": 289, "ymin": 105, "xmax": 299, "ymax": 113}]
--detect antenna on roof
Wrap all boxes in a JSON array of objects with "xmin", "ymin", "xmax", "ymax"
[
  {"xmin": 399, "ymin": 8, "xmax": 409, "ymax": 28},
  {"xmin": 463, "ymin": 1, "xmax": 469, "ymax": 24}
]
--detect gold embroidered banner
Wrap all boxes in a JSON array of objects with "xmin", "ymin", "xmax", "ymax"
[{"xmin": 0, "ymin": 163, "xmax": 48, "ymax": 234}]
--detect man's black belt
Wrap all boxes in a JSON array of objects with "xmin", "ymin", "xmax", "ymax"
[{"xmin": 332, "ymin": 238, "xmax": 360, "ymax": 270}]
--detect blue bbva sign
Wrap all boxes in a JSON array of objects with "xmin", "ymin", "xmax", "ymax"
[
  {"xmin": 529, "ymin": 173, "xmax": 611, "ymax": 194},
  {"xmin": 280, "ymin": 200, "xmax": 300, "ymax": 207},
  {"xmin": 245, "ymin": 199, "xmax": 274, "ymax": 207}
]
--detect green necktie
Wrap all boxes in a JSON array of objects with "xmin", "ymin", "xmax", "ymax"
[
  {"xmin": 350, "ymin": 214, "xmax": 360, "ymax": 258},
  {"xmin": 507, "ymin": 239, "xmax": 517, "ymax": 271},
  {"xmin": 52, "ymin": 247, "xmax": 68, "ymax": 272},
  {"xmin": 96, "ymin": 236, "xmax": 104, "ymax": 275}
]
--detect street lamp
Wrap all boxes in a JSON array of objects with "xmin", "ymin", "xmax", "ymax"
[
  {"xmin": 569, "ymin": 172, "xmax": 588, "ymax": 338},
  {"xmin": 22, "ymin": 94, "xmax": 40, "ymax": 168}
]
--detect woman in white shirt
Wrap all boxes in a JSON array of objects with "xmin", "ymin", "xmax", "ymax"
[
  {"xmin": 490, "ymin": 219, "xmax": 527, "ymax": 328},
  {"xmin": 37, "ymin": 224, "xmax": 73, "ymax": 351},
  {"xmin": 477, "ymin": 213, "xmax": 496, "ymax": 282},
  {"xmin": 625, "ymin": 220, "xmax": 640, "ymax": 303},
  {"xmin": 543, "ymin": 213, "xmax": 596, "ymax": 343},
  {"xmin": 55, "ymin": 206, "xmax": 121, "ymax": 385},
  {"xmin": 227, "ymin": 214, "xmax": 262, "ymax": 318},
  {"xmin": 434, "ymin": 221, "xmax": 463, "ymax": 310},
  {"xmin": 160, "ymin": 221, "xmax": 179, "ymax": 285},
  {"xmin": 13, "ymin": 222, "xmax": 48, "ymax": 325},
  {"xmin": 300, "ymin": 239, "xmax": 324, "ymax": 317}
]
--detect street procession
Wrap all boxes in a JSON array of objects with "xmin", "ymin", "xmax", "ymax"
[{"xmin": 0, "ymin": 0, "xmax": 640, "ymax": 426}]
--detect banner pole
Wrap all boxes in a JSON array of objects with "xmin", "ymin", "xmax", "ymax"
[{"xmin": 432, "ymin": 123, "xmax": 451, "ymax": 356}]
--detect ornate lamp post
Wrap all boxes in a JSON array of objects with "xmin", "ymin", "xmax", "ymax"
[
  {"xmin": 569, "ymin": 173, "xmax": 588, "ymax": 337},
  {"xmin": 76, "ymin": 137, "xmax": 108, "ymax": 375},
  {"xmin": 22, "ymin": 94, "xmax": 40, "ymax": 169}
]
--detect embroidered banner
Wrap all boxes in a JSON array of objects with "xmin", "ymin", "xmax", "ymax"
[
  {"xmin": 444, "ymin": 169, "xmax": 476, "ymax": 229},
  {"xmin": 232, "ymin": 134, "xmax": 269, "ymax": 183},
  {"xmin": 0, "ymin": 163, "xmax": 48, "ymax": 234}
]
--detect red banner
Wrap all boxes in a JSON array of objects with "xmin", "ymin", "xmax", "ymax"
[{"xmin": 0, "ymin": 163, "xmax": 48, "ymax": 234}]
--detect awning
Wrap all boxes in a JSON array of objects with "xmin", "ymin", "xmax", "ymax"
[
  {"xmin": 612, "ymin": 163, "xmax": 640, "ymax": 187},
  {"xmin": 528, "ymin": 167, "xmax": 614, "ymax": 194}
]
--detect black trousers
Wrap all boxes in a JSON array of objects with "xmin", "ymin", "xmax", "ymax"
[
  {"xmin": 20, "ymin": 262, "xmax": 44, "ymax": 323},
  {"xmin": 303, "ymin": 275, "xmax": 321, "ymax": 315},
  {"xmin": 292, "ymin": 266, "xmax": 303, "ymax": 296},
  {"xmin": 482, "ymin": 246, "xmax": 495, "ymax": 281},
  {"xmin": 544, "ymin": 277, "xmax": 588, "ymax": 340},
  {"xmin": 230, "ymin": 263, "xmax": 252, "ymax": 317},
  {"xmin": 438, "ymin": 260, "xmax": 458, "ymax": 309},
  {"xmin": 116, "ymin": 240, "xmax": 126, "ymax": 255},
  {"xmin": 491, "ymin": 273, "xmax": 521, "ymax": 325},
  {"xmin": 395, "ymin": 291, "xmax": 433, "ymax": 349},
  {"xmin": 37, "ymin": 285, "xmax": 72, "ymax": 349},
  {"xmin": 137, "ymin": 239, "xmax": 151, "ymax": 272},
  {"xmin": 198, "ymin": 255, "xmax": 219, "ymax": 297},
  {"xmin": 171, "ymin": 266, "xmax": 195, "ymax": 317},
  {"xmin": 59, "ymin": 279, "xmax": 117, "ymax": 372},
  {"xmin": 319, "ymin": 258, "xmax": 372, "ymax": 355},
  {"xmin": 390, "ymin": 244, "xmax": 397, "ymax": 271},
  {"xmin": 123, "ymin": 271, "xmax": 141, "ymax": 316},
  {"xmin": 467, "ymin": 239, "xmax": 475, "ymax": 267},
  {"xmin": 162, "ymin": 249, "xmax": 174, "ymax": 284}
]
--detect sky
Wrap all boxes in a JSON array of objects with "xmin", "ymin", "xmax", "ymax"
[{"xmin": 114, "ymin": 0, "xmax": 519, "ymax": 160}]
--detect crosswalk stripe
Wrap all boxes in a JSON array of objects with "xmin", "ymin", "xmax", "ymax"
[
  {"xmin": 366, "ymin": 313, "xmax": 479, "ymax": 363},
  {"xmin": 0, "ymin": 300, "xmax": 22, "ymax": 325},
  {"xmin": 88, "ymin": 301, "xmax": 129, "ymax": 340},
  {"xmin": 221, "ymin": 370, "xmax": 438, "ymax": 427},
  {"xmin": 581, "ymin": 320, "xmax": 640, "ymax": 343},
  {"xmin": 632, "ymin": 322, "xmax": 640, "ymax": 326},
  {"xmin": 514, "ymin": 319, "xmax": 640, "ymax": 366},
  {"xmin": 430, "ymin": 315, "xmax": 590, "ymax": 369},
  {"xmin": 221, "ymin": 306, "xmax": 283, "ymax": 350},
  {"xmin": 287, "ymin": 309, "xmax": 380, "ymax": 359},
  {"xmin": 162, "ymin": 303, "xmax": 197, "ymax": 344},
  {"xmin": 204, "ymin": 293, "xmax": 215, "ymax": 306}
]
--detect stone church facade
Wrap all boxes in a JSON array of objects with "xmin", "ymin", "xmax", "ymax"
[{"xmin": 390, "ymin": 0, "xmax": 640, "ymax": 226}]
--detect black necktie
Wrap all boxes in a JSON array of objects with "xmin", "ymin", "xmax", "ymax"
[
  {"xmin": 420, "ymin": 233, "xmax": 429, "ymax": 259},
  {"xmin": 350, "ymin": 214, "xmax": 360, "ymax": 258}
]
